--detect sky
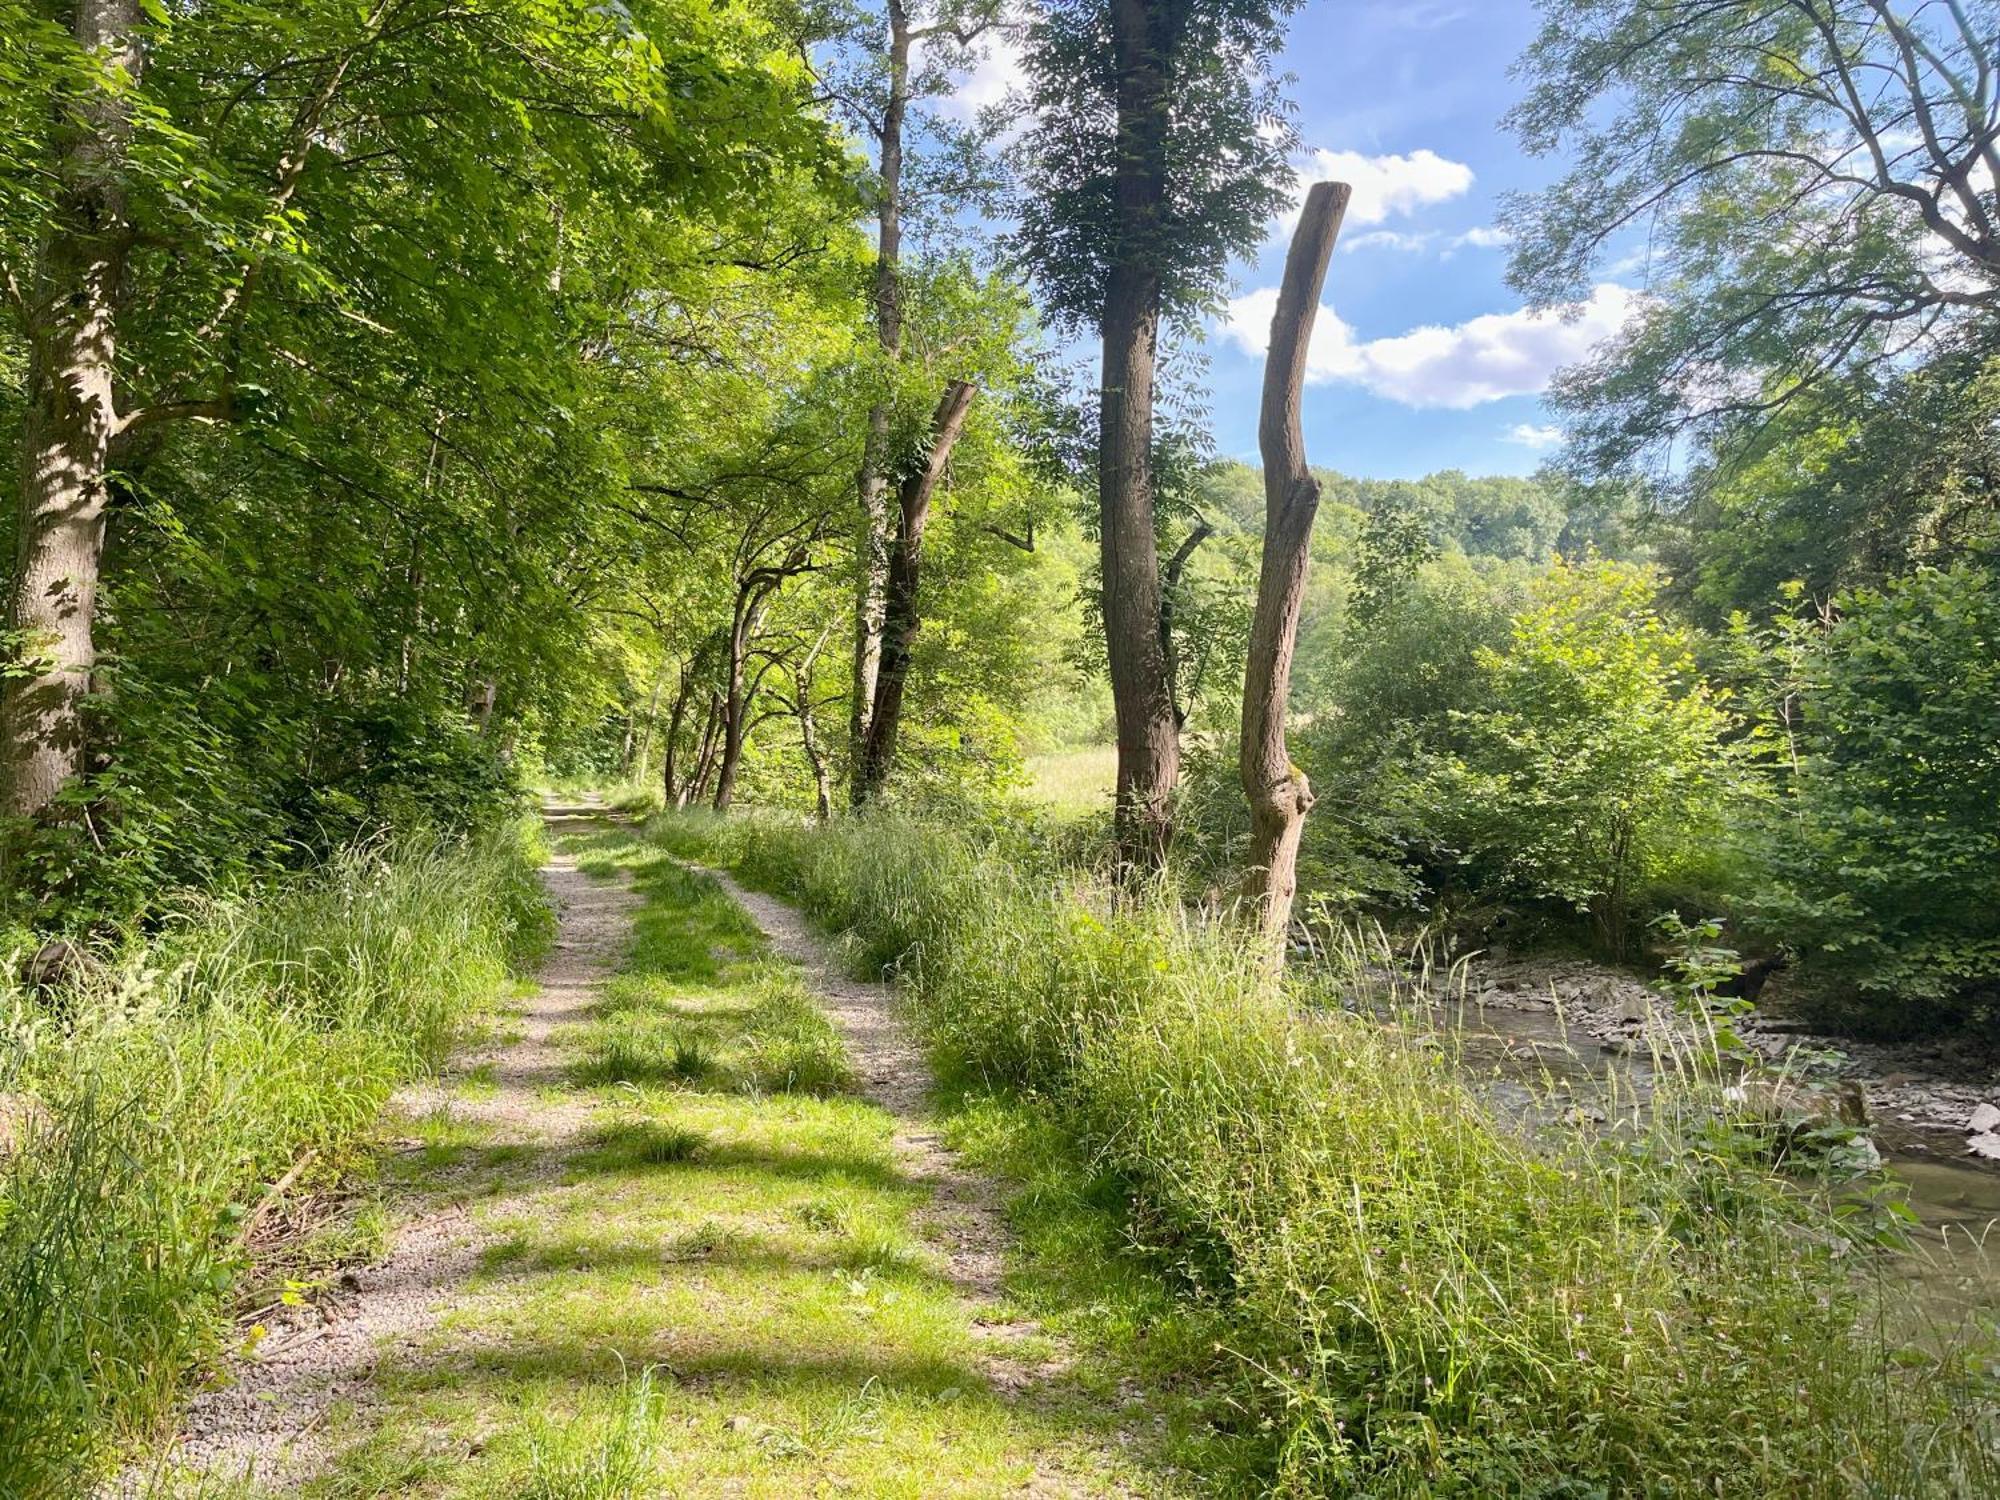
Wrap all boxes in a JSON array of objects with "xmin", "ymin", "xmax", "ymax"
[{"xmin": 942, "ymin": 1, "xmax": 1637, "ymax": 482}]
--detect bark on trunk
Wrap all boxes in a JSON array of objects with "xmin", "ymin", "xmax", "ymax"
[
  {"xmin": 661, "ymin": 662, "xmax": 694, "ymax": 805},
  {"xmin": 685, "ymin": 693, "xmax": 722, "ymax": 808},
  {"xmin": 1159, "ymin": 518, "xmax": 1213, "ymax": 728},
  {"xmin": 853, "ymin": 379, "xmax": 977, "ymax": 804},
  {"xmin": 850, "ymin": 0, "xmax": 911, "ymax": 786},
  {"xmin": 3, "ymin": 0, "xmax": 145, "ymax": 830},
  {"xmin": 1240, "ymin": 181, "xmax": 1349, "ymax": 955},
  {"xmin": 794, "ymin": 624, "xmax": 835, "ymax": 822},
  {"xmin": 1100, "ymin": 0, "xmax": 1179, "ymax": 872},
  {"xmin": 713, "ymin": 559, "xmax": 796, "ymax": 811}
]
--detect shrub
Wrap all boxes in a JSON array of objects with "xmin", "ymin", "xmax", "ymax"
[
  {"xmin": 1749, "ymin": 560, "xmax": 2000, "ymax": 1032},
  {"xmin": 1435, "ymin": 559, "xmax": 1744, "ymax": 954}
]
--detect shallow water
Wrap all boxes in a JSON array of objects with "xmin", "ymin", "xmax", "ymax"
[{"xmin": 1425, "ymin": 997, "xmax": 2000, "ymax": 1320}]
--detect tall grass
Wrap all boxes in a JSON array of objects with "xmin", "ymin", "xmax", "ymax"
[
  {"xmin": 648, "ymin": 809, "xmax": 1999, "ymax": 1497},
  {"xmin": 0, "ymin": 822, "xmax": 551, "ymax": 1497}
]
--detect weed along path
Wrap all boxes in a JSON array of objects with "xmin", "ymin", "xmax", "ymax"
[
  {"xmin": 149, "ymin": 808, "xmax": 1171, "ymax": 1498},
  {"xmin": 141, "ymin": 804, "xmax": 641, "ymax": 1491}
]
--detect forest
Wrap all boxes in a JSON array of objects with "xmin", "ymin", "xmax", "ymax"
[{"xmin": 1, "ymin": 0, "xmax": 1996, "ymax": 1495}]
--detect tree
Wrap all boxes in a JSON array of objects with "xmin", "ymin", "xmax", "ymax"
[
  {"xmin": 0, "ymin": 0, "xmax": 840, "ymax": 878},
  {"xmin": 1, "ymin": 0, "xmax": 849, "ymax": 910},
  {"xmin": 1507, "ymin": 0, "xmax": 2000, "ymax": 475},
  {"xmin": 1239, "ymin": 180, "xmax": 1347, "ymax": 951},
  {"xmin": 826, "ymin": 0, "xmax": 1009, "ymax": 784},
  {"xmin": 1015, "ymin": 0, "xmax": 1298, "ymax": 868},
  {"xmin": 1746, "ymin": 558, "xmax": 2000, "ymax": 1030},
  {"xmin": 1443, "ymin": 560, "xmax": 1738, "ymax": 955},
  {"xmin": 854, "ymin": 378, "xmax": 978, "ymax": 801}
]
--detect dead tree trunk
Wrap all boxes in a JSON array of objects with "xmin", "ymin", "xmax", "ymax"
[
  {"xmin": 850, "ymin": 0, "xmax": 912, "ymax": 781},
  {"xmin": 1240, "ymin": 181, "xmax": 1349, "ymax": 954},
  {"xmin": 2, "ymin": 0, "xmax": 144, "ymax": 832},
  {"xmin": 1100, "ymin": 0, "xmax": 1180, "ymax": 873},
  {"xmin": 853, "ymin": 380, "xmax": 976, "ymax": 804}
]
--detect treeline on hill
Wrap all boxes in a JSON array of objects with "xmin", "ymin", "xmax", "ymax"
[{"xmin": 1162, "ymin": 452, "xmax": 1999, "ymax": 1040}]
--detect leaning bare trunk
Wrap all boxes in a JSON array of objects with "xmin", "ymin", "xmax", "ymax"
[
  {"xmin": 1099, "ymin": 0, "xmax": 1179, "ymax": 873},
  {"xmin": 2, "ymin": 0, "xmax": 144, "ymax": 833},
  {"xmin": 1240, "ymin": 182, "xmax": 1349, "ymax": 956},
  {"xmin": 850, "ymin": 0, "xmax": 911, "ymax": 788},
  {"xmin": 854, "ymin": 380, "xmax": 977, "ymax": 804}
]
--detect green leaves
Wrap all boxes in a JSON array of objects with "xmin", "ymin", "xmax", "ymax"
[{"xmin": 1747, "ymin": 556, "xmax": 2000, "ymax": 1026}]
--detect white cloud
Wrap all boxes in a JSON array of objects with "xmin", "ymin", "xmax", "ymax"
[
  {"xmin": 1341, "ymin": 224, "xmax": 1508, "ymax": 257},
  {"xmin": 1504, "ymin": 423, "xmax": 1565, "ymax": 449},
  {"xmin": 944, "ymin": 30, "xmax": 1026, "ymax": 119},
  {"xmin": 1221, "ymin": 283, "xmax": 1641, "ymax": 409},
  {"xmin": 1287, "ymin": 147, "xmax": 1473, "ymax": 228},
  {"xmin": 1342, "ymin": 229, "xmax": 1438, "ymax": 254}
]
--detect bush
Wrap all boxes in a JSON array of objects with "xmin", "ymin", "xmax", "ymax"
[
  {"xmin": 1435, "ymin": 559, "xmax": 1743, "ymax": 954},
  {"xmin": 655, "ymin": 809, "xmax": 1998, "ymax": 1497},
  {"xmin": 1750, "ymin": 560, "xmax": 2000, "ymax": 1032},
  {"xmin": 0, "ymin": 822, "xmax": 549, "ymax": 1496},
  {"xmin": 1296, "ymin": 558, "xmax": 1744, "ymax": 952}
]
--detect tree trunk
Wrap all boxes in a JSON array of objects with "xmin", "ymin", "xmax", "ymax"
[
  {"xmin": 632, "ymin": 663, "xmax": 668, "ymax": 778},
  {"xmin": 685, "ymin": 693, "xmax": 722, "ymax": 808},
  {"xmin": 1159, "ymin": 518, "xmax": 1213, "ymax": 728},
  {"xmin": 794, "ymin": 624, "xmax": 835, "ymax": 822},
  {"xmin": 1100, "ymin": 0, "xmax": 1178, "ymax": 872},
  {"xmin": 714, "ymin": 576, "xmax": 782, "ymax": 812},
  {"xmin": 1240, "ymin": 181, "xmax": 1349, "ymax": 955},
  {"xmin": 713, "ymin": 641, "xmax": 749, "ymax": 811},
  {"xmin": 466, "ymin": 677, "xmax": 498, "ymax": 732},
  {"xmin": 2, "ymin": 0, "xmax": 144, "ymax": 832},
  {"xmin": 661, "ymin": 662, "xmax": 694, "ymax": 805},
  {"xmin": 850, "ymin": 0, "xmax": 911, "ymax": 787},
  {"xmin": 853, "ymin": 379, "xmax": 977, "ymax": 804}
]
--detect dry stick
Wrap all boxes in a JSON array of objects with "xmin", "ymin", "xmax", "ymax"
[
  {"xmin": 1239, "ymin": 180, "xmax": 1350, "ymax": 958},
  {"xmin": 235, "ymin": 1149, "xmax": 318, "ymax": 1248}
]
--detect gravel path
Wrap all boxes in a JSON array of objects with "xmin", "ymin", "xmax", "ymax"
[
  {"xmin": 124, "ymin": 806, "xmax": 637, "ymax": 1492},
  {"xmin": 698, "ymin": 867, "xmax": 1076, "ymax": 1398}
]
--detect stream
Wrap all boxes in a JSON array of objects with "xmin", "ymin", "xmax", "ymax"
[{"xmin": 1420, "ymin": 997, "xmax": 2000, "ymax": 1324}]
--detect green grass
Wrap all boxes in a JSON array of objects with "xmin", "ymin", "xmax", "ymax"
[
  {"xmin": 0, "ymin": 820, "xmax": 551, "ymax": 1499},
  {"xmin": 1021, "ymin": 745, "xmax": 1117, "ymax": 815},
  {"xmin": 277, "ymin": 818, "xmax": 1178, "ymax": 1499},
  {"xmin": 647, "ymin": 808, "xmax": 2000, "ymax": 1498}
]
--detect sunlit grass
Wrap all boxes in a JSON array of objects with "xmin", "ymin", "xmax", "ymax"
[
  {"xmin": 0, "ymin": 821, "xmax": 551, "ymax": 1498},
  {"xmin": 1020, "ymin": 745, "xmax": 1116, "ymax": 814},
  {"xmin": 650, "ymin": 808, "xmax": 2000, "ymax": 1498},
  {"xmin": 288, "ymin": 817, "xmax": 1175, "ymax": 1499}
]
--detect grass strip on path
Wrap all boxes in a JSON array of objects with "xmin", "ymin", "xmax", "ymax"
[{"xmin": 236, "ymin": 816, "xmax": 1179, "ymax": 1500}]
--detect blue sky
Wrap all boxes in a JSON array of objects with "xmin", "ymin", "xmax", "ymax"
[
  {"xmin": 1214, "ymin": 0, "xmax": 1598, "ymax": 480},
  {"xmin": 941, "ymin": 1, "xmax": 1637, "ymax": 481}
]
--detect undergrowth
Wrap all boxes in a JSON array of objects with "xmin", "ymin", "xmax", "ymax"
[
  {"xmin": 0, "ymin": 820, "xmax": 551, "ymax": 1498},
  {"xmin": 647, "ymin": 808, "xmax": 2000, "ymax": 1498}
]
